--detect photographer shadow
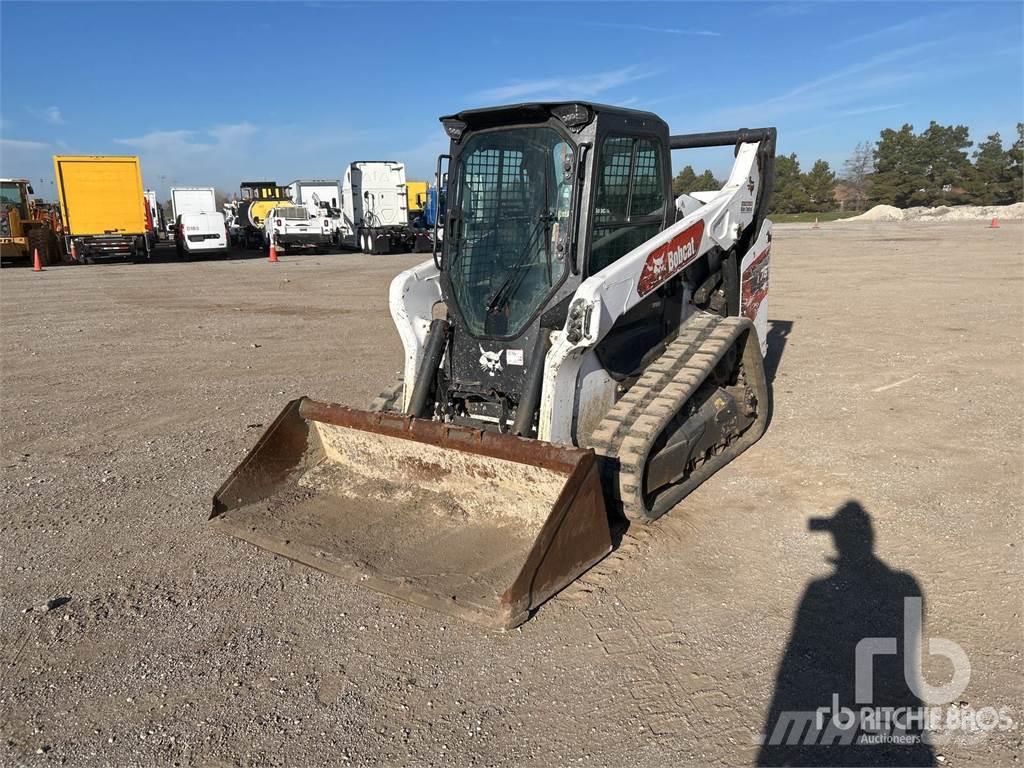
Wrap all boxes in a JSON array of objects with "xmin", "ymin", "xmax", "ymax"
[{"xmin": 757, "ymin": 501, "xmax": 935, "ymax": 767}]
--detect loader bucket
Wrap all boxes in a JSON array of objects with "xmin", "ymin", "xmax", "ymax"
[{"xmin": 211, "ymin": 398, "xmax": 612, "ymax": 629}]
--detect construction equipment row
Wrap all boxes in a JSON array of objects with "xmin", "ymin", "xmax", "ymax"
[{"xmin": 3, "ymin": 157, "xmax": 440, "ymax": 266}]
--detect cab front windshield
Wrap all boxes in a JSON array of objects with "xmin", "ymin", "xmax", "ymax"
[
  {"xmin": 0, "ymin": 182, "xmax": 27, "ymax": 213},
  {"xmin": 448, "ymin": 126, "xmax": 575, "ymax": 338}
]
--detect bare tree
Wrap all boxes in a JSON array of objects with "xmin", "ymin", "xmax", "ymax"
[{"xmin": 842, "ymin": 141, "xmax": 875, "ymax": 211}]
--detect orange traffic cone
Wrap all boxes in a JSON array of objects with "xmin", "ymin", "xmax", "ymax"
[
  {"xmin": 812, "ymin": 218, "xmax": 820, "ymax": 230},
  {"xmin": 70, "ymin": 240, "xmax": 78, "ymax": 262},
  {"xmin": 989, "ymin": 217, "xmax": 1000, "ymax": 228},
  {"xmin": 268, "ymin": 242, "xmax": 279, "ymax": 263},
  {"xmin": 32, "ymin": 248, "xmax": 44, "ymax": 272}
]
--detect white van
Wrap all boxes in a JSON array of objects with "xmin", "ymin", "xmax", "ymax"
[{"xmin": 175, "ymin": 211, "xmax": 228, "ymax": 257}]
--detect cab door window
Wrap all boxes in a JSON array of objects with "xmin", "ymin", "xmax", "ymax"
[{"xmin": 589, "ymin": 136, "xmax": 665, "ymax": 274}]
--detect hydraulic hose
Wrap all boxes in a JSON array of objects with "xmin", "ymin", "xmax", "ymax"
[
  {"xmin": 511, "ymin": 332, "xmax": 551, "ymax": 437},
  {"xmin": 407, "ymin": 319, "xmax": 450, "ymax": 418}
]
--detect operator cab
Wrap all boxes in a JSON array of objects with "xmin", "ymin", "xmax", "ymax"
[
  {"xmin": 0, "ymin": 178, "xmax": 34, "ymax": 221},
  {"xmin": 434, "ymin": 102, "xmax": 675, "ymax": 428}
]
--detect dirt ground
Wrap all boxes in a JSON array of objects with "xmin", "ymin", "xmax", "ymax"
[{"xmin": 2, "ymin": 223, "xmax": 1021, "ymax": 767}]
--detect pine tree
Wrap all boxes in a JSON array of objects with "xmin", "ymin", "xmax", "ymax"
[
  {"xmin": 969, "ymin": 133, "xmax": 1015, "ymax": 205},
  {"xmin": 1009, "ymin": 123, "xmax": 1024, "ymax": 203},
  {"xmin": 803, "ymin": 160, "xmax": 837, "ymax": 211},
  {"xmin": 671, "ymin": 166, "xmax": 698, "ymax": 196},
  {"xmin": 672, "ymin": 166, "xmax": 720, "ymax": 196},
  {"xmin": 770, "ymin": 154, "xmax": 810, "ymax": 213},
  {"xmin": 915, "ymin": 121, "xmax": 972, "ymax": 205},
  {"xmin": 871, "ymin": 124, "xmax": 923, "ymax": 207},
  {"xmin": 694, "ymin": 170, "xmax": 721, "ymax": 190}
]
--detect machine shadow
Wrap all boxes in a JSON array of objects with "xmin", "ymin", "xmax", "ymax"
[
  {"xmin": 756, "ymin": 501, "xmax": 935, "ymax": 767},
  {"xmin": 764, "ymin": 318, "xmax": 793, "ymax": 384}
]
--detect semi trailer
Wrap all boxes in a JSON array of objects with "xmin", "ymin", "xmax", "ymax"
[{"xmin": 337, "ymin": 161, "xmax": 428, "ymax": 254}]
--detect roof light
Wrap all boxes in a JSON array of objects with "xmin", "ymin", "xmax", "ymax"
[
  {"xmin": 551, "ymin": 103, "xmax": 593, "ymax": 130},
  {"xmin": 442, "ymin": 119, "xmax": 467, "ymax": 142}
]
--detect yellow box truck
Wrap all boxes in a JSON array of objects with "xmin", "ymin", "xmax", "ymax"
[
  {"xmin": 406, "ymin": 180, "xmax": 429, "ymax": 219},
  {"xmin": 53, "ymin": 155, "xmax": 151, "ymax": 262}
]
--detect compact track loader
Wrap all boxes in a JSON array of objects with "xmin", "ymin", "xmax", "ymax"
[{"xmin": 213, "ymin": 102, "xmax": 776, "ymax": 629}]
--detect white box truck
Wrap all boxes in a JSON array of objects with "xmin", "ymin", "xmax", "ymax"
[
  {"xmin": 170, "ymin": 186, "xmax": 227, "ymax": 258},
  {"xmin": 144, "ymin": 189, "xmax": 165, "ymax": 243},
  {"xmin": 338, "ymin": 161, "xmax": 425, "ymax": 254},
  {"xmin": 170, "ymin": 187, "xmax": 217, "ymax": 219}
]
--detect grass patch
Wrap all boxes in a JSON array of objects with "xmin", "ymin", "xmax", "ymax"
[{"xmin": 770, "ymin": 211, "xmax": 860, "ymax": 223}]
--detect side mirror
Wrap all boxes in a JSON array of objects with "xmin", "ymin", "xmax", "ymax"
[{"xmin": 27, "ymin": 184, "xmax": 35, "ymax": 195}]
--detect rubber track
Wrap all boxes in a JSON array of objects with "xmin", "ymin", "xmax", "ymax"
[
  {"xmin": 586, "ymin": 313, "xmax": 759, "ymax": 521},
  {"xmin": 586, "ymin": 312, "xmax": 722, "ymax": 461}
]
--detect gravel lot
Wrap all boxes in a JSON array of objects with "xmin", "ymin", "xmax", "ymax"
[{"xmin": 2, "ymin": 223, "xmax": 1021, "ymax": 767}]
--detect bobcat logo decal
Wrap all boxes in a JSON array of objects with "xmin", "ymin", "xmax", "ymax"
[{"xmin": 478, "ymin": 345, "xmax": 503, "ymax": 376}]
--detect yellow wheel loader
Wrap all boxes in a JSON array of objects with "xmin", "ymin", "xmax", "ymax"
[
  {"xmin": 0, "ymin": 179, "xmax": 60, "ymax": 266},
  {"xmin": 235, "ymin": 181, "xmax": 293, "ymax": 249},
  {"xmin": 213, "ymin": 102, "xmax": 777, "ymax": 629}
]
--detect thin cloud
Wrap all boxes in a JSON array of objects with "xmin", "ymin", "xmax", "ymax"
[
  {"xmin": 756, "ymin": 3, "xmax": 816, "ymax": 18},
  {"xmin": 785, "ymin": 120, "xmax": 843, "ymax": 139},
  {"xmin": 114, "ymin": 123, "xmax": 258, "ymax": 154},
  {"xmin": 112, "ymin": 123, "xmax": 260, "ymax": 190},
  {"xmin": 391, "ymin": 132, "xmax": 450, "ymax": 180},
  {"xmin": 208, "ymin": 122, "xmax": 258, "ymax": 144},
  {"xmin": 115, "ymin": 129, "xmax": 199, "ymax": 152},
  {"xmin": 677, "ymin": 42, "xmax": 936, "ymax": 127},
  {"xmin": 27, "ymin": 106, "xmax": 65, "ymax": 125},
  {"xmin": 475, "ymin": 65, "xmax": 656, "ymax": 102},
  {"xmin": 841, "ymin": 103, "xmax": 906, "ymax": 117},
  {"xmin": 583, "ymin": 21, "xmax": 720, "ymax": 37},
  {"xmin": 783, "ymin": 40, "xmax": 940, "ymax": 100},
  {"xmin": 0, "ymin": 137, "xmax": 50, "ymax": 151},
  {"xmin": 831, "ymin": 9, "xmax": 962, "ymax": 49}
]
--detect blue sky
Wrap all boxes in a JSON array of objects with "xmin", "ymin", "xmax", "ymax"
[{"xmin": 1, "ymin": 1, "xmax": 1021, "ymax": 201}]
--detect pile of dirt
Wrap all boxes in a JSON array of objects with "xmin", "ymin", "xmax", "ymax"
[{"xmin": 841, "ymin": 202, "xmax": 1024, "ymax": 222}]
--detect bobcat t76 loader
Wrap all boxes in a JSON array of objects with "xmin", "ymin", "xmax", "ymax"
[{"xmin": 212, "ymin": 102, "xmax": 776, "ymax": 629}]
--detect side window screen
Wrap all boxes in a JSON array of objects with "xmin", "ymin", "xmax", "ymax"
[
  {"xmin": 630, "ymin": 140, "xmax": 664, "ymax": 218},
  {"xmin": 589, "ymin": 136, "xmax": 665, "ymax": 274},
  {"xmin": 594, "ymin": 136, "xmax": 633, "ymax": 224}
]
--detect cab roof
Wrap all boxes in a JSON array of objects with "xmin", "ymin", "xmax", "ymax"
[{"xmin": 440, "ymin": 101, "xmax": 667, "ymax": 131}]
